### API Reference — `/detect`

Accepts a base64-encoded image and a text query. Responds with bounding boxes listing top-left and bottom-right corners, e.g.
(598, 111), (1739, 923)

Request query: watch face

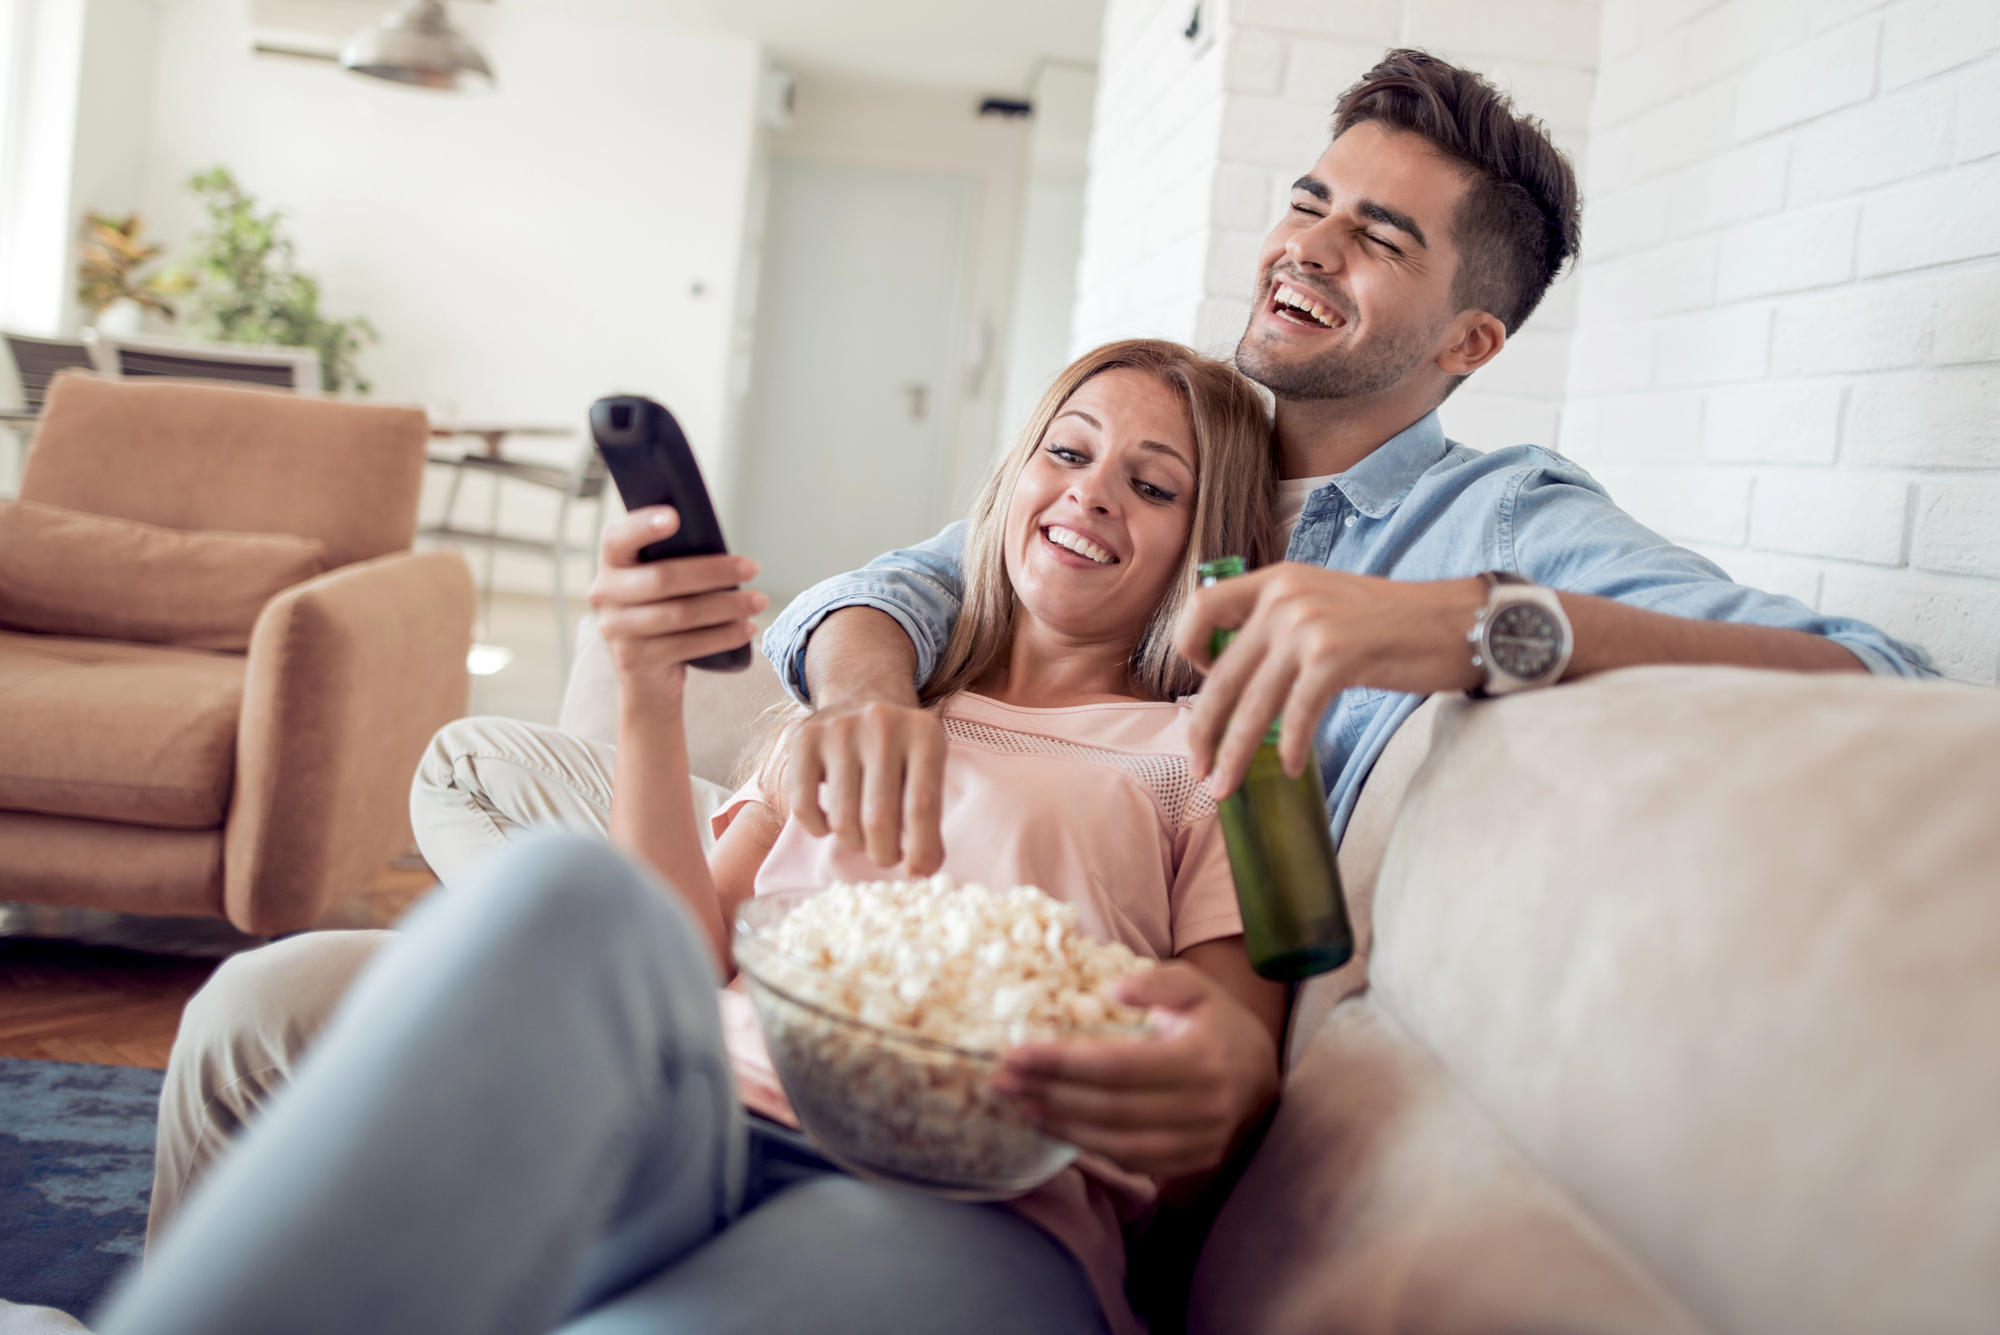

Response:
(1489, 603), (1561, 679)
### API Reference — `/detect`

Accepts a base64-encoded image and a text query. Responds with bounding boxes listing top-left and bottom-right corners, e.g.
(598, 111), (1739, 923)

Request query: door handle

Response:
(904, 383), (928, 422)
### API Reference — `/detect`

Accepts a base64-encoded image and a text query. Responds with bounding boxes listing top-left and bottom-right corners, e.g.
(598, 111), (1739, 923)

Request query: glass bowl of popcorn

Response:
(732, 877), (1152, 1201)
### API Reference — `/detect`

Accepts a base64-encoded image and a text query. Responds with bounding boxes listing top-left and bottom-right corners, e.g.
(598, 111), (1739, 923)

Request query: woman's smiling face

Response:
(1002, 368), (1199, 648)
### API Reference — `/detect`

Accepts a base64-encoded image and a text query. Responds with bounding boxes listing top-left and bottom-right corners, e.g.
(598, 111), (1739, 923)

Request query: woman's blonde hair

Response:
(921, 338), (1277, 706)
(737, 340), (1276, 802)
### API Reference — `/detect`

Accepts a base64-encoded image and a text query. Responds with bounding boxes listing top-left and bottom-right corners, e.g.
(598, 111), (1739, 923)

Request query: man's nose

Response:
(1285, 215), (1347, 274)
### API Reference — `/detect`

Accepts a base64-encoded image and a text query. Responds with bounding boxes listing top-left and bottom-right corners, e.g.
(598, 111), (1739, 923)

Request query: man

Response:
(759, 49), (1930, 875)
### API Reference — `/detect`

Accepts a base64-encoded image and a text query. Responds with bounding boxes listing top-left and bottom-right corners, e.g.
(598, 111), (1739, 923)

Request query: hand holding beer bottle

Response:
(1198, 557), (1355, 980)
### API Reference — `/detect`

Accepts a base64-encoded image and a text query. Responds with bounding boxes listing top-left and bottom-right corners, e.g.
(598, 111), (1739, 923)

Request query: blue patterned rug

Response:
(0, 1057), (159, 1320)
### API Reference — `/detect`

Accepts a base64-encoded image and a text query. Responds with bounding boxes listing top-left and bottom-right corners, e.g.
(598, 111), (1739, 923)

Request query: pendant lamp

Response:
(340, 0), (495, 91)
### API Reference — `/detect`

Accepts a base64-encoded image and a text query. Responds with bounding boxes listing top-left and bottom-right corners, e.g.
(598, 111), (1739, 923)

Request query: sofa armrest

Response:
(224, 549), (475, 934)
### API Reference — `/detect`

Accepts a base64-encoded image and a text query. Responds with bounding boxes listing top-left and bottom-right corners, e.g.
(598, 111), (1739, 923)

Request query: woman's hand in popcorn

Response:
(785, 696), (949, 875)
(589, 507), (767, 705)
(992, 955), (1282, 1182)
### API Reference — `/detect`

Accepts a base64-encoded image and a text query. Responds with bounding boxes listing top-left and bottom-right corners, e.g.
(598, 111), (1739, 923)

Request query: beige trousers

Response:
(148, 716), (729, 1245)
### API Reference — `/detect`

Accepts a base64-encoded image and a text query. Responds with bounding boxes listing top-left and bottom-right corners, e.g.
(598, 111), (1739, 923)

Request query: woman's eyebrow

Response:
(1054, 409), (1102, 429)
(1140, 439), (1193, 471)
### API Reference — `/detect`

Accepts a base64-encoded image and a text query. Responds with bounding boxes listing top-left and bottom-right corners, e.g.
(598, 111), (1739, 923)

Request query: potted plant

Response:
(76, 212), (186, 335)
(175, 168), (378, 394)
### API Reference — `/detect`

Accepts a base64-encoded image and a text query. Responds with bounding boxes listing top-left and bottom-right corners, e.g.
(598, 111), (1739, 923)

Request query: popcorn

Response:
(736, 876), (1152, 1196)
(767, 875), (1150, 1045)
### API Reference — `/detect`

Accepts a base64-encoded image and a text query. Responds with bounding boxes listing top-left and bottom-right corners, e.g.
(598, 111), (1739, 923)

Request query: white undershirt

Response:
(1276, 473), (1339, 553)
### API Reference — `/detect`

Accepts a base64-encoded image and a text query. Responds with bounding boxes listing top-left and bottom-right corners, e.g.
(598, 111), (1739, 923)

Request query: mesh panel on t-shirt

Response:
(940, 715), (1218, 829)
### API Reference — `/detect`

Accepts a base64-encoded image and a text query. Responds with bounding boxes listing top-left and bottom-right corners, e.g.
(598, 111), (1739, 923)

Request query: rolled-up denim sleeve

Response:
(760, 521), (970, 703)
(1506, 465), (1940, 680)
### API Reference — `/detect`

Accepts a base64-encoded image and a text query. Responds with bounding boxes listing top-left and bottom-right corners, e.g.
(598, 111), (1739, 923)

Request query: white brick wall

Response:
(1563, 0), (2000, 684)
(1075, 0), (1601, 448)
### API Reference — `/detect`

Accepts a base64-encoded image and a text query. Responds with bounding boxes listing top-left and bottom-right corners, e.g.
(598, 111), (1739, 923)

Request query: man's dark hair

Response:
(1334, 50), (1581, 334)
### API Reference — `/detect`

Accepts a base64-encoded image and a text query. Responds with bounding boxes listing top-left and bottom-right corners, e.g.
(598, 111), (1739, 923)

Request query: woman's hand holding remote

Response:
(590, 506), (767, 706)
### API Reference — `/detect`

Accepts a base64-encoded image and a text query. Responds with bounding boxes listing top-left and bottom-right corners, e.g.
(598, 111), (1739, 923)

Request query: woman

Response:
(105, 341), (1282, 1335)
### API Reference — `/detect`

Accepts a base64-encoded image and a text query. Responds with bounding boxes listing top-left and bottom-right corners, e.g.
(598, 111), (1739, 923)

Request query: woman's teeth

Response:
(1274, 283), (1338, 328)
(1044, 525), (1114, 564)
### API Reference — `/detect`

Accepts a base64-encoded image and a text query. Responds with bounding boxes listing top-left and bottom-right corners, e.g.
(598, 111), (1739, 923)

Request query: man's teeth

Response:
(1044, 526), (1114, 564)
(1275, 283), (1338, 328)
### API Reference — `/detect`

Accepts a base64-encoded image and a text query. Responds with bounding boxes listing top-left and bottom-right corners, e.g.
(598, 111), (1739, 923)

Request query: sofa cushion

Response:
(1193, 1001), (1707, 1335)
(0, 501), (324, 651)
(0, 630), (245, 828)
(1369, 666), (2000, 1333)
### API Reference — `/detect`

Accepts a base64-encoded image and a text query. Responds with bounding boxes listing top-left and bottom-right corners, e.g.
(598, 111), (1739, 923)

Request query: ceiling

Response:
(251, 0), (1103, 96)
(572, 0), (1105, 94)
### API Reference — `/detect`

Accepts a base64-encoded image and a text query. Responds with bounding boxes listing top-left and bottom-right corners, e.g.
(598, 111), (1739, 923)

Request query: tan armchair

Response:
(0, 373), (475, 934)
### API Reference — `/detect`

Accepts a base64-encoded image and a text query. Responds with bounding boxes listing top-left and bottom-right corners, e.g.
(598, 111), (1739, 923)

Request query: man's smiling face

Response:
(1236, 121), (1477, 404)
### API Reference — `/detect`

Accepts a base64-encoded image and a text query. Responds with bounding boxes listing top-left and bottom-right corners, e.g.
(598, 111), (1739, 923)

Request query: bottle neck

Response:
(1206, 627), (1282, 749)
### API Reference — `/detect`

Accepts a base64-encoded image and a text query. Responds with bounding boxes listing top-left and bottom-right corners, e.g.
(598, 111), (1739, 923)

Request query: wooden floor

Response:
(0, 866), (436, 1070)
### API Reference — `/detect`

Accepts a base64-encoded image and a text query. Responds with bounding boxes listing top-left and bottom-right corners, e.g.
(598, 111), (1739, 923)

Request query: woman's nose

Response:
(1067, 470), (1113, 514)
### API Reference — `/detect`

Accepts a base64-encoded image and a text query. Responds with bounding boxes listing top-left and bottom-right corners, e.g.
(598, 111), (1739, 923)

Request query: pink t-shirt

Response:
(711, 691), (1243, 1335)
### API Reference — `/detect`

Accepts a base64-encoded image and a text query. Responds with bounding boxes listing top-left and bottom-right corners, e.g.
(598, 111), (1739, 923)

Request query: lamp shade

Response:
(340, 0), (494, 91)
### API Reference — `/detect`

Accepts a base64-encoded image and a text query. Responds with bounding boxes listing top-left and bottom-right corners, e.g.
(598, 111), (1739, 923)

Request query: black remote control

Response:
(589, 394), (752, 672)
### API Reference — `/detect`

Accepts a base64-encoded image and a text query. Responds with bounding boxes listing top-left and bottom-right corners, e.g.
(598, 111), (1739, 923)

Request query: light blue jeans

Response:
(99, 835), (1106, 1335)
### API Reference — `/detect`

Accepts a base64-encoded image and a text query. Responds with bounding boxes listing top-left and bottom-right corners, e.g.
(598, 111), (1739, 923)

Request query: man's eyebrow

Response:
(1291, 177), (1428, 248)
(1358, 198), (1427, 249)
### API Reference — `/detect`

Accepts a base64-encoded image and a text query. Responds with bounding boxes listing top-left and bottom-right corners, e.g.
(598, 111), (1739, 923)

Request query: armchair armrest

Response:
(224, 549), (476, 934)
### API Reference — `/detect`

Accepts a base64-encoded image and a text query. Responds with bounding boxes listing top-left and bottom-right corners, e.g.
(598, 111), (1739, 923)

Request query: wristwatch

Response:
(1466, 571), (1573, 697)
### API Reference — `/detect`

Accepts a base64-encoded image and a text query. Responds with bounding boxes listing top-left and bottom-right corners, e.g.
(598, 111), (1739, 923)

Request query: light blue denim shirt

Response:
(765, 410), (1936, 842)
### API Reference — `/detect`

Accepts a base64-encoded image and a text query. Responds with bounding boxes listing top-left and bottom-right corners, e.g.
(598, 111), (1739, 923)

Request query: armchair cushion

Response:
(0, 500), (324, 651)
(0, 630), (244, 828)
(22, 373), (428, 568)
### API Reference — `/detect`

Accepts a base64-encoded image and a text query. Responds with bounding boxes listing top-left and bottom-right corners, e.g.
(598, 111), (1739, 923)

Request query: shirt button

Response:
(1343, 514), (1357, 528)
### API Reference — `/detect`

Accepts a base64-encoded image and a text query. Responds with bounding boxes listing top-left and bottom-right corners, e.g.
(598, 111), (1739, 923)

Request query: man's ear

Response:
(1436, 311), (1507, 377)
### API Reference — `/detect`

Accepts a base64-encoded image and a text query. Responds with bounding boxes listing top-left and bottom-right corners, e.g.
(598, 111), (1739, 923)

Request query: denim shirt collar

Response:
(1326, 410), (1450, 519)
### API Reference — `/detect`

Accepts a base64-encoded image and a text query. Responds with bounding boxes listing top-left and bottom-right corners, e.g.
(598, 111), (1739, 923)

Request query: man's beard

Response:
(1235, 278), (1443, 402)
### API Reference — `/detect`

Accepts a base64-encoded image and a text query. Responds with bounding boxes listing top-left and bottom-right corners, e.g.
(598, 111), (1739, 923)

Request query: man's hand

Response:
(994, 963), (1280, 1181)
(1175, 564), (1484, 796)
(1175, 562), (1871, 799)
(790, 607), (948, 873)
(589, 507), (766, 705)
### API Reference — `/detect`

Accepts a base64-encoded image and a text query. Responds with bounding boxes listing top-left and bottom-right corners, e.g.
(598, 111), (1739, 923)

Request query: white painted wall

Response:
(137, 0), (759, 464)
(65, 0), (160, 337)
(106, 0), (762, 593)
(759, 71), (1032, 516)
(1073, 0), (1601, 450)
(997, 61), (1096, 450)
(0, 0), (88, 339)
(1563, 0), (2000, 684)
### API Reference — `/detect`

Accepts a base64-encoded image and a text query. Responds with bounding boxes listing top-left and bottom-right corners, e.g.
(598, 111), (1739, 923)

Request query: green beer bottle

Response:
(1197, 556), (1355, 980)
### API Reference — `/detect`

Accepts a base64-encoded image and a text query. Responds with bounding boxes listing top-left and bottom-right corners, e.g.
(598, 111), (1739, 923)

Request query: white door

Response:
(736, 159), (976, 604)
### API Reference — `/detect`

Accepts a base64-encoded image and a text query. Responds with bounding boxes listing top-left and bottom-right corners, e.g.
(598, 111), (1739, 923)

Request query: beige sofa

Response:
(569, 627), (2000, 1330)
(1192, 667), (2000, 1334)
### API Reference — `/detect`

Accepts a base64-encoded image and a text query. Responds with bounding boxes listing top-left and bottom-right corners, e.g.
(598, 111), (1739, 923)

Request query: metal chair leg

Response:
(552, 493), (573, 679)
(478, 472), (499, 641)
